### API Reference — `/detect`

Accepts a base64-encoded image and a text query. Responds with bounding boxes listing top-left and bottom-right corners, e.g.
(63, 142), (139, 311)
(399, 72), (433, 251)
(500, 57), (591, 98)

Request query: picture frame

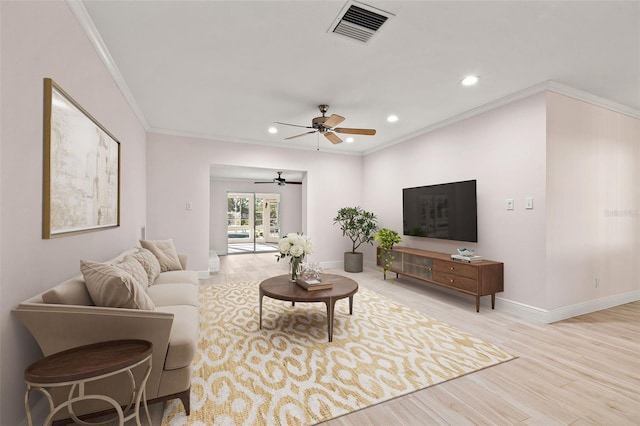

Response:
(43, 78), (120, 239)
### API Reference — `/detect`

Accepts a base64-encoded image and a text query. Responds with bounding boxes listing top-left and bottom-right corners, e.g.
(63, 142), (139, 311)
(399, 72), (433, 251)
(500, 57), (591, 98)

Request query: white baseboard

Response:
(320, 260), (344, 270)
(198, 270), (211, 279)
(498, 290), (640, 323)
(362, 259), (639, 323)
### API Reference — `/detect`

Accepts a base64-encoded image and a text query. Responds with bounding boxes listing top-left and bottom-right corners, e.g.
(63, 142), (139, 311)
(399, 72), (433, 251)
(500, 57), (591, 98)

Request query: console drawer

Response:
(433, 260), (478, 279)
(432, 271), (477, 292)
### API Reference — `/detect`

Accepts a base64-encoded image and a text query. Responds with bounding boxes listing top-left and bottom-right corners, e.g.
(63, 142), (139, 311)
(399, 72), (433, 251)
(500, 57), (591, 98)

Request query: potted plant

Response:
(374, 228), (402, 277)
(333, 206), (378, 272)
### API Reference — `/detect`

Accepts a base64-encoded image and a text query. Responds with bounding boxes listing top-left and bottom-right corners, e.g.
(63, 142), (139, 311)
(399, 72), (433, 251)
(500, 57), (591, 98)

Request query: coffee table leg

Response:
(349, 296), (354, 315)
(259, 290), (264, 330)
(325, 299), (340, 342)
(325, 301), (333, 342)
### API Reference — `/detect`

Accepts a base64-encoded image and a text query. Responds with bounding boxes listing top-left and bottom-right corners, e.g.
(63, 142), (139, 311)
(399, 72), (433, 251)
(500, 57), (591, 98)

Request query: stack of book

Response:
(450, 254), (483, 263)
(296, 277), (333, 291)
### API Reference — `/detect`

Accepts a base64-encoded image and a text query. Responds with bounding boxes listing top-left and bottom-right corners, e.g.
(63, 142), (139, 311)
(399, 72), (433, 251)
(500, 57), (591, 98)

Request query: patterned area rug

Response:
(162, 281), (515, 425)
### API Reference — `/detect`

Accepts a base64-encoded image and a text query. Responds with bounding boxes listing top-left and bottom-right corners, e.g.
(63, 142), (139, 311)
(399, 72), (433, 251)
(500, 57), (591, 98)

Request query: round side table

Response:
(24, 339), (153, 426)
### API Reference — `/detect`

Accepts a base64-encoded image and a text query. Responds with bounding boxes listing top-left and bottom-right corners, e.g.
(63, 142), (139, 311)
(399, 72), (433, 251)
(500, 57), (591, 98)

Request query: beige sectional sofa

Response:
(13, 241), (199, 422)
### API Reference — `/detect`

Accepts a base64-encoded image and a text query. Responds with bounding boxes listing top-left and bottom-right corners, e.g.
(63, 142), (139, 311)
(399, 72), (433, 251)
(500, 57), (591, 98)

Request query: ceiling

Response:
(77, 0), (639, 159)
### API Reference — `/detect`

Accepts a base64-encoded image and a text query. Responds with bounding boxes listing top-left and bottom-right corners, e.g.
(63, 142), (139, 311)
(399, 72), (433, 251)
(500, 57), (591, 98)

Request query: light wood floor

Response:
(154, 252), (640, 425)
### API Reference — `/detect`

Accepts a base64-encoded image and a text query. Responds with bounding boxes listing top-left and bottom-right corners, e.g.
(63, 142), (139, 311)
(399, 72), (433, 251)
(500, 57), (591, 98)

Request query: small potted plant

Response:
(374, 228), (402, 277)
(333, 206), (378, 272)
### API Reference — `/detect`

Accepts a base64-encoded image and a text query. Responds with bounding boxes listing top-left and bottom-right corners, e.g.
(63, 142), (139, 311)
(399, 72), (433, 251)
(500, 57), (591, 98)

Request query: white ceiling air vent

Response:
(329, 1), (393, 44)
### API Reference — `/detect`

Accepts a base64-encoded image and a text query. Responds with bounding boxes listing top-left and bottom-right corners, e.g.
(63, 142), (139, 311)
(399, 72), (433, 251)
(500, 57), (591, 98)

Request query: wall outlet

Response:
(595, 277), (600, 288)
(506, 199), (514, 210)
(186, 202), (193, 211)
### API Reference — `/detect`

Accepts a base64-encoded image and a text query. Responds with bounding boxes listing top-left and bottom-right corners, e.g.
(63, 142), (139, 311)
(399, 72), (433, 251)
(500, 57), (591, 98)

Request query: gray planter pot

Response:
(344, 252), (363, 273)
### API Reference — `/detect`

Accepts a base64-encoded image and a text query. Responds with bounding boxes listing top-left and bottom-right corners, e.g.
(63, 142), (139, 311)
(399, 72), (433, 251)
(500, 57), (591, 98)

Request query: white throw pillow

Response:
(81, 260), (155, 310)
(118, 255), (149, 289)
(140, 239), (183, 272)
(130, 248), (161, 286)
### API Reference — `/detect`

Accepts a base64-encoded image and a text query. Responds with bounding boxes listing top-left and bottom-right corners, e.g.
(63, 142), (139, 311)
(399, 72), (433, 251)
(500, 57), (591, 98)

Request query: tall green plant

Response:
(333, 207), (378, 253)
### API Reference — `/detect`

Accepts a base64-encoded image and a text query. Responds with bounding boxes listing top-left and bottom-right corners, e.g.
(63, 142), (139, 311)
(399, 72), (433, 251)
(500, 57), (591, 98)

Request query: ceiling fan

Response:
(254, 171), (302, 186)
(275, 105), (376, 144)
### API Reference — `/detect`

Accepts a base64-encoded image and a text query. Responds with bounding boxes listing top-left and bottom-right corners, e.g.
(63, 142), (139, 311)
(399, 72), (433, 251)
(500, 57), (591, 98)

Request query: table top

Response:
(25, 340), (153, 384)
(260, 273), (358, 303)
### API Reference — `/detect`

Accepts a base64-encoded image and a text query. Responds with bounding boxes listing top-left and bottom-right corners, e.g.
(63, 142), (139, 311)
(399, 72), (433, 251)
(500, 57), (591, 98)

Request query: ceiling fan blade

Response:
(254, 181), (273, 184)
(324, 132), (342, 144)
(274, 121), (313, 129)
(323, 114), (345, 128)
(285, 131), (317, 140)
(334, 127), (377, 135)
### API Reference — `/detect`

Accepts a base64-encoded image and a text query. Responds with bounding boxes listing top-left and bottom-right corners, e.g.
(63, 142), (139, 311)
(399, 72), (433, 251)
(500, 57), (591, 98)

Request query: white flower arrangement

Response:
(276, 232), (313, 261)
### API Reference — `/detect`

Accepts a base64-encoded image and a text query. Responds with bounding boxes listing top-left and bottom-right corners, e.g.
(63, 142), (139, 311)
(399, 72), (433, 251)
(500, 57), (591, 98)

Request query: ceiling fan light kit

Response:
(276, 104), (376, 145)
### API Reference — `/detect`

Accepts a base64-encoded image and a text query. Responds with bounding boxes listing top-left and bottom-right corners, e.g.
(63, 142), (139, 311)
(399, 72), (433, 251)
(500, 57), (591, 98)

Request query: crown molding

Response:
(365, 80), (640, 156)
(547, 81), (640, 119)
(66, 0), (149, 130)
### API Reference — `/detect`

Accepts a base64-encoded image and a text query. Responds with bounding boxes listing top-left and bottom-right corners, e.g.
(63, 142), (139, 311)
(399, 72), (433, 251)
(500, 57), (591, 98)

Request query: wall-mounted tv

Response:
(403, 180), (477, 243)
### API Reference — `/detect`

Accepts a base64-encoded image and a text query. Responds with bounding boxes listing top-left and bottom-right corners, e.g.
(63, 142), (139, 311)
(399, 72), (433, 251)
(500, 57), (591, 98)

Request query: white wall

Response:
(0, 2), (147, 424)
(546, 92), (639, 309)
(209, 177), (303, 255)
(363, 94), (548, 308)
(146, 132), (363, 270)
(363, 91), (639, 314)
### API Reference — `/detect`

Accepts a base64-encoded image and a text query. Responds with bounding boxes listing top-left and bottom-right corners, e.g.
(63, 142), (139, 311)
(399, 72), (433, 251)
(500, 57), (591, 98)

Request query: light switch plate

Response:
(524, 197), (533, 209)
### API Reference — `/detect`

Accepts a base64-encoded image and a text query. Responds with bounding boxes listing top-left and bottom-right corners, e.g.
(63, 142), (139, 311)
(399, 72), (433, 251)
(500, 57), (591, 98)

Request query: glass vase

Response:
(289, 256), (303, 282)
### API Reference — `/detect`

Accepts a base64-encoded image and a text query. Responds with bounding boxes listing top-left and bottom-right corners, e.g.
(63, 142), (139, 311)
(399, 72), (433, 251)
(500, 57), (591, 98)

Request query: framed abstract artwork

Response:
(42, 78), (120, 238)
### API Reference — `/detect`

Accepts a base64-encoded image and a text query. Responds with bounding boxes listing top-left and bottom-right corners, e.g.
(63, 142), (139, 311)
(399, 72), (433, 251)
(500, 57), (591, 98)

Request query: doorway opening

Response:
(227, 192), (280, 254)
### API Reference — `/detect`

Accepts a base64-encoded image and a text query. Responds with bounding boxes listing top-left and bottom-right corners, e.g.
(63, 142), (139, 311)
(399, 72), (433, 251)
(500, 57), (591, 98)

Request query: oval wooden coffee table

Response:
(259, 274), (358, 342)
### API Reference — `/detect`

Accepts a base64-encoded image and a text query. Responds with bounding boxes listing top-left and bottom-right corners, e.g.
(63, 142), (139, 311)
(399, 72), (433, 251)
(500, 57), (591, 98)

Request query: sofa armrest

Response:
(12, 303), (173, 399)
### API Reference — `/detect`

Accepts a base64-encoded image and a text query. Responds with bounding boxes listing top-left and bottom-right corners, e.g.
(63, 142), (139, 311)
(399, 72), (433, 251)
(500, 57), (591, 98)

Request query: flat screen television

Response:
(402, 180), (477, 243)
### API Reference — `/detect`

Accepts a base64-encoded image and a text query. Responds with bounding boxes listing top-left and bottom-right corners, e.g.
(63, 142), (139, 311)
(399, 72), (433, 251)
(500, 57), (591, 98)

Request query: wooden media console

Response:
(377, 246), (504, 312)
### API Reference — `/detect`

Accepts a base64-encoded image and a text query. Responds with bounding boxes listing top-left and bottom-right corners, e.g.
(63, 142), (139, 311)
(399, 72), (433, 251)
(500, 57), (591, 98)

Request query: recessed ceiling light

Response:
(387, 115), (398, 123)
(268, 126), (278, 134)
(461, 75), (479, 86)
(346, 137), (354, 143)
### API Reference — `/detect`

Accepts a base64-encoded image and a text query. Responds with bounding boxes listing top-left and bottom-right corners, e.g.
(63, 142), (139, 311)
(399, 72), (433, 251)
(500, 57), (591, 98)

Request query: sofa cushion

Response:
(140, 239), (183, 272)
(130, 248), (161, 287)
(146, 283), (199, 307)
(81, 260), (155, 310)
(154, 270), (199, 286)
(155, 305), (199, 370)
(42, 277), (94, 306)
